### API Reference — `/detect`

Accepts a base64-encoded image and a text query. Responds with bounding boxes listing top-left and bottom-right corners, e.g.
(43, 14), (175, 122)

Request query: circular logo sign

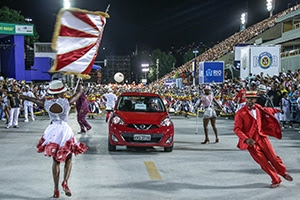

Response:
(258, 52), (272, 69)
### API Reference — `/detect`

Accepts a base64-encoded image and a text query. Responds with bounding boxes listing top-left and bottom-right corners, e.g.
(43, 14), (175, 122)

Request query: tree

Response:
(0, 6), (39, 47)
(149, 49), (176, 82)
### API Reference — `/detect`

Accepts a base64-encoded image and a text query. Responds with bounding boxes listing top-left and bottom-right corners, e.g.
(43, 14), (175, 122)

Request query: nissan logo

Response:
(140, 124), (146, 129)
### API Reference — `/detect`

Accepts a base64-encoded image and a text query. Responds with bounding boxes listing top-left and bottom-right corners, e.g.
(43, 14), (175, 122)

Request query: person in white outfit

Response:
(280, 92), (292, 128)
(103, 88), (117, 122)
(22, 85), (36, 122)
(20, 80), (88, 198)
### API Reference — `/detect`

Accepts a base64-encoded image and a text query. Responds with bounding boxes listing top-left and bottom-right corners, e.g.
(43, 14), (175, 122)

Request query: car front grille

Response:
(126, 124), (159, 130)
(121, 133), (164, 143)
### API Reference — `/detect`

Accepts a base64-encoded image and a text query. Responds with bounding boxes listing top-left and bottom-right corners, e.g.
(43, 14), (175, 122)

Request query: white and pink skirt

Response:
(36, 121), (88, 162)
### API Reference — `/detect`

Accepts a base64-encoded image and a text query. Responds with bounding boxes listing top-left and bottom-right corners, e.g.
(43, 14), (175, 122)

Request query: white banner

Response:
(240, 47), (250, 80)
(251, 46), (281, 76)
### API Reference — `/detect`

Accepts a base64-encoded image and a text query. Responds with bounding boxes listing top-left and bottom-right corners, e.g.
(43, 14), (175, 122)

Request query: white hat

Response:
(47, 80), (67, 94)
(257, 84), (267, 92)
(108, 88), (113, 92)
(204, 85), (211, 90)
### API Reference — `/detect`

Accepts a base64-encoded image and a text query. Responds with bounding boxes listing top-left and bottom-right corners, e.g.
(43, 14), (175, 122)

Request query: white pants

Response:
(24, 104), (35, 121)
(8, 107), (20, 126)
(274, 106), (280, 122)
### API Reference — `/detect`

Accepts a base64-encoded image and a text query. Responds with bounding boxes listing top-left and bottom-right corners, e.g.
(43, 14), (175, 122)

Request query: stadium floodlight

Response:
(64, 0), (71, 9)
(142, 68), (150, 72)
(25, 18), (32, 23)
(266, 0), (275, 17)
(141, 64), (149, 68)
(141, 63), (150, 79)
(240, 12), (248, 31)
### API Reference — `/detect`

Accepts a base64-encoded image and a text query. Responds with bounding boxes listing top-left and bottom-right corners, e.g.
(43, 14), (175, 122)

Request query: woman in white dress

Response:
(280, 92), (292, 128)
(20, 80), (88, 198)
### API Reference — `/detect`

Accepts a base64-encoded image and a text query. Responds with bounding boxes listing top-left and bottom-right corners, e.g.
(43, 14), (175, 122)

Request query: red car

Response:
(108, 92), (174, 152)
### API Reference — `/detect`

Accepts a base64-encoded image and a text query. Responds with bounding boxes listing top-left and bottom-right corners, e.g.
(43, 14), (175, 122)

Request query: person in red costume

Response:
(234, 91), (293, 188)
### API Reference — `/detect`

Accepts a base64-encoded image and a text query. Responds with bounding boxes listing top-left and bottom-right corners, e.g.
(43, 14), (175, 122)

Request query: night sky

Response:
(1, 0), (299, 55)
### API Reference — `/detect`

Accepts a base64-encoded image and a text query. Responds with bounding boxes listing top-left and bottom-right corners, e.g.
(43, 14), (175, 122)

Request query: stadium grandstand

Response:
(152, 3), (300, 86)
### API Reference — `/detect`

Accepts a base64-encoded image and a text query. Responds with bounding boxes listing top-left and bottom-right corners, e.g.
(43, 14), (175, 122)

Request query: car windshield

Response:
(117, 96), (165, 112)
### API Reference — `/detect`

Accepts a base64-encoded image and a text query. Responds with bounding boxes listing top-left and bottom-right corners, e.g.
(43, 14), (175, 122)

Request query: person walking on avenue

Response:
(20, 80), (88, 198)
(234, 90), (293, 188)
(103, 87), (117, 122)
(76, 87), (92, 134)
(6, 84), (21, 129)
(22, 85), (36, 122)
(196, 85), (223, 144)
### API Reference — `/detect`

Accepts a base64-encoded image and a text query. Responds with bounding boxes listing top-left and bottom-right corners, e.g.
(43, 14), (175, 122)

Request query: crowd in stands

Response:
(152, 4), (300, 87)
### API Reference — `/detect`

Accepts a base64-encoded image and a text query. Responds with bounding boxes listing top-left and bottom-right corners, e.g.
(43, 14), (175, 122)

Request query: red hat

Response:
(245, 91), (258, 98)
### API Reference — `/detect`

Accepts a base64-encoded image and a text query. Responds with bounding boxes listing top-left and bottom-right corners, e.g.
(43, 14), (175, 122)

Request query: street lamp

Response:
(193, 50), (199, 58)
(64, 0), (71, 8)
(192, 50), (198, 86)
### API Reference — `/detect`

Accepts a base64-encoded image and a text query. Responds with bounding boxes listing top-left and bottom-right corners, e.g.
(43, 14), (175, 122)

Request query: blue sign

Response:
(199, 62), (224, 84)
(165, 78), (176, 87)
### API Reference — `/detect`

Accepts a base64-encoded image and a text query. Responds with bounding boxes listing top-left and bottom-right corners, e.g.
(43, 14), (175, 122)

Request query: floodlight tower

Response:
(266, 0), (275, 17)
(64, 0), (71, 9)
(240, 12), (248, 31)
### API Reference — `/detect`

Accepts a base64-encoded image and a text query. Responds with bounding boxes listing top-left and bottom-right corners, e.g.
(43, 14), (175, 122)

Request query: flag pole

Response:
(73, 77), (82, 94)
(105, 4), (110, 13)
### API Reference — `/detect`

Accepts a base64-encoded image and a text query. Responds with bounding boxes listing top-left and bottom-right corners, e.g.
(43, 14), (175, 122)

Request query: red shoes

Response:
(270, 174), (292, 188)
(62, 181), (72, 196)
(283, 174), (293, 181)
(53, 189), (60, 198)
(270, 183), (280, 188)
(201, 138), (219, 144)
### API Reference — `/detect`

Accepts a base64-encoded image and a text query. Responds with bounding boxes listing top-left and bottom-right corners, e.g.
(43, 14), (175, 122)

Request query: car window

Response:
(117, 96), (165, 112)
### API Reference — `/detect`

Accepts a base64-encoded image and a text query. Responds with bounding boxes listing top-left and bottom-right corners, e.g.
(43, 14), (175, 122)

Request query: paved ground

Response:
(0, 112), (300, 200)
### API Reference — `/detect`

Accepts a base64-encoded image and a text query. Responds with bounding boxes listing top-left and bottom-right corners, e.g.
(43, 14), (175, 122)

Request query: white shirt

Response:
(22, 90), (35, 106)
(104, 92), (117, 110)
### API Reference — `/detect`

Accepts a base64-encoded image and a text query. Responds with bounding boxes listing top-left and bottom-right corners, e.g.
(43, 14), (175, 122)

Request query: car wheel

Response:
(108, 140), (116, 151)
(164, 145), (173, 152)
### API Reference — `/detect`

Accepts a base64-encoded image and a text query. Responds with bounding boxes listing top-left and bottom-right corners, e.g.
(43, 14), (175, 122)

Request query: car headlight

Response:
(160, 116), (172, 126)
(111, 115), (124, 125)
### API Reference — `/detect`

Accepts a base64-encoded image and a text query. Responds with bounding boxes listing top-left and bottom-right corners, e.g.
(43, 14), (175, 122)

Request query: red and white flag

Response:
(50, 8), (109, 78)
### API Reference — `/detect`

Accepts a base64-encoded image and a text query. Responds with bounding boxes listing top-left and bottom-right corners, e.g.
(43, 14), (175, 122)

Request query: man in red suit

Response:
(234, 91), (293, 188)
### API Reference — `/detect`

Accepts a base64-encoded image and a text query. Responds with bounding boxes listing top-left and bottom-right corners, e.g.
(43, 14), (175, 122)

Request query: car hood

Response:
(116, 111), (168, 124)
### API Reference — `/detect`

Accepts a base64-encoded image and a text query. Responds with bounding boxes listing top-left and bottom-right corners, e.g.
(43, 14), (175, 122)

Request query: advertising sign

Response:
(165, 78), (176, 87)
(0, 22), (34, 36)
(199, 61), (224, 84)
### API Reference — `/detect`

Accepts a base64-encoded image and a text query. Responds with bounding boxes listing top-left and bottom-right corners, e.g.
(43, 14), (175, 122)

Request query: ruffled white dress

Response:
(36, 98), (88, 162)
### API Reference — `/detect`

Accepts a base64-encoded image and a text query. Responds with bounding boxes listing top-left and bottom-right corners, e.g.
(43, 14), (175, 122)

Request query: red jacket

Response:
(234, 104), (281, 150)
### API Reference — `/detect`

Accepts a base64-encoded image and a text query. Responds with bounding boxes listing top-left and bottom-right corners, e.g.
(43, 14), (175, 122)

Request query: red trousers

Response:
(248, 137), (286, 184)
